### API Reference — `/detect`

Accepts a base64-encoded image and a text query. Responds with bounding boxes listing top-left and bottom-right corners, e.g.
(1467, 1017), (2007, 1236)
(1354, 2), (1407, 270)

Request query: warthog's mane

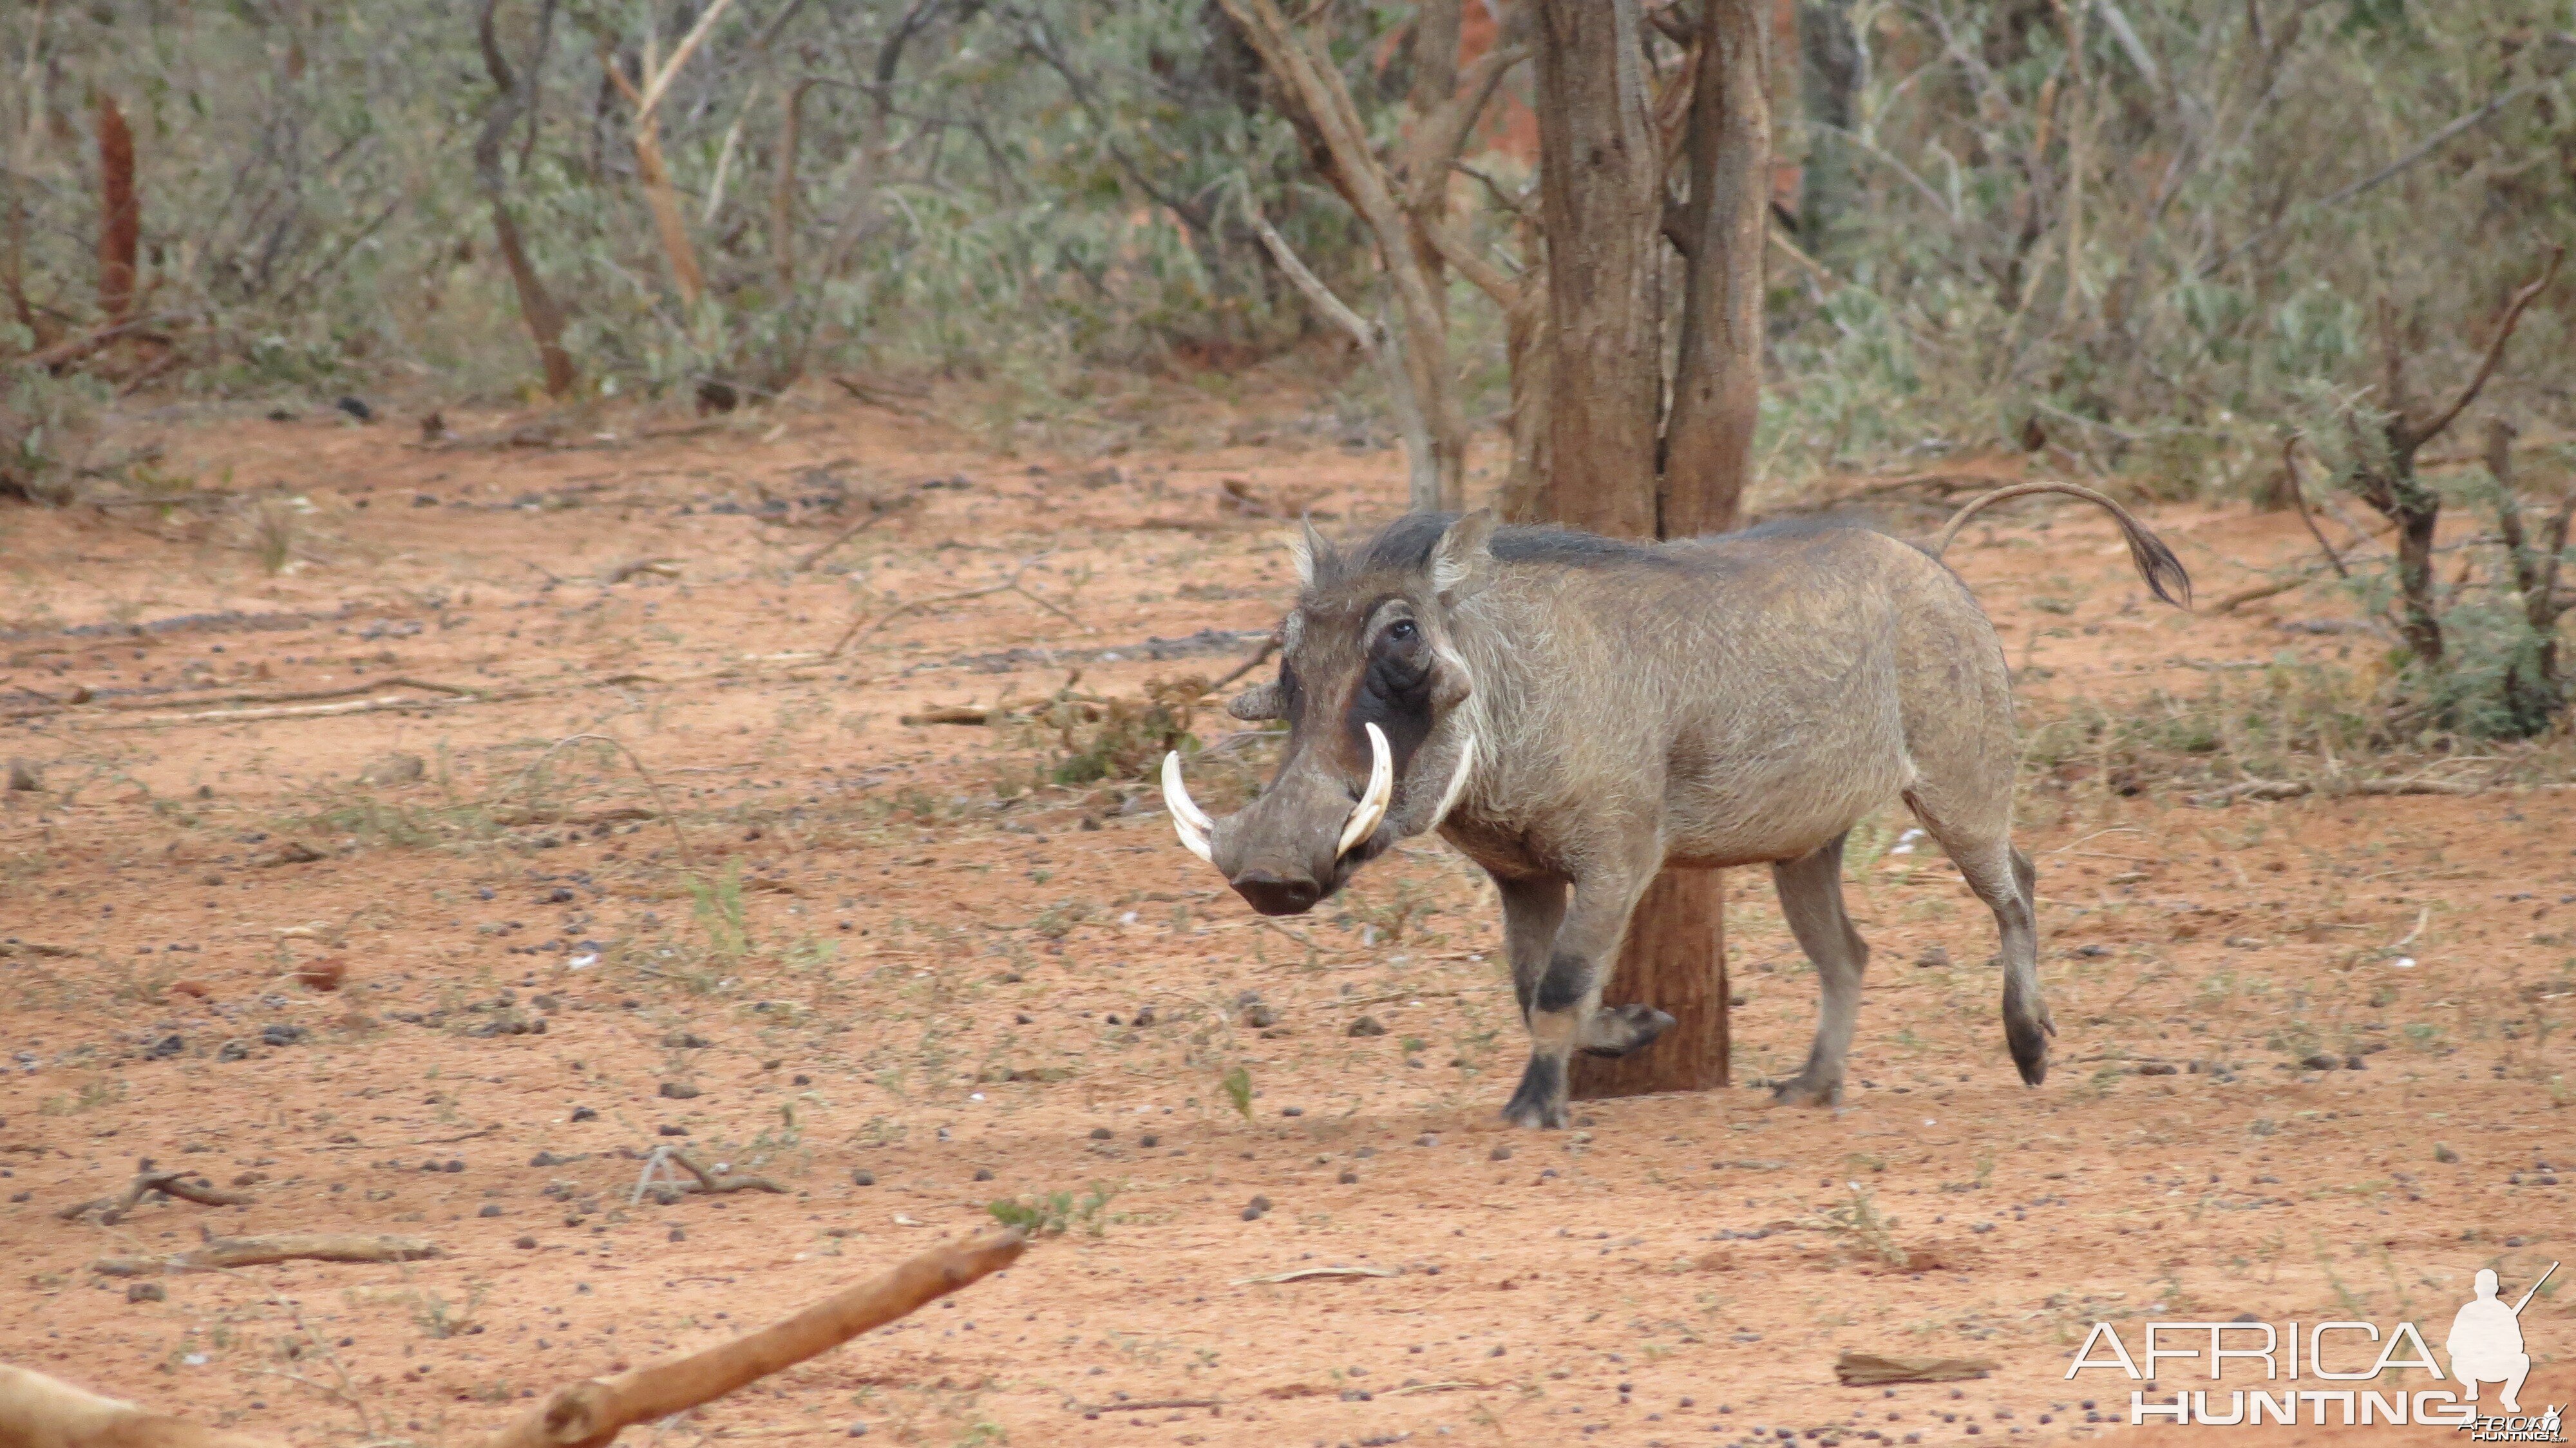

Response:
(1325, 511), (1875, 586)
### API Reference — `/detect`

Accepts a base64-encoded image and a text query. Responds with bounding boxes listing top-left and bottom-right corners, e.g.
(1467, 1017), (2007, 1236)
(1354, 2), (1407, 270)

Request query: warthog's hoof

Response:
(1500, 1055), (1568, 1129)
(2007, 1016), (2050, 1086)
(1578, 1003), (1676, 1058)
(1767, 1074), (1841, 1109)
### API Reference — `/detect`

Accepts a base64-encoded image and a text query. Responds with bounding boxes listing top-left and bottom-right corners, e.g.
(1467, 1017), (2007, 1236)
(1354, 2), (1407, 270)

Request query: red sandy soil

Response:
(2, 376), (2568, 1448)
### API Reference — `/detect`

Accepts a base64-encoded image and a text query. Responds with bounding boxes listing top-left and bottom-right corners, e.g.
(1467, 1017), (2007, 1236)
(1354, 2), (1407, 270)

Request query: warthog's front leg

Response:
(1499, 861), (1658, 1129)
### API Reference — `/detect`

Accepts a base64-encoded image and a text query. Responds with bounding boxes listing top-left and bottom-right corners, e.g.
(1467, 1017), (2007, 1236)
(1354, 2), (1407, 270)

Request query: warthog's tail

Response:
(1926, 482), (2192, 609)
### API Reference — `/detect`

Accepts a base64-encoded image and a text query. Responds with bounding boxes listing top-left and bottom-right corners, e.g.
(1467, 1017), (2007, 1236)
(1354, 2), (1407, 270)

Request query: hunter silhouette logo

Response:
(2065, 1261), (2562, 1436)
(2449, 1264), (2547, 1413)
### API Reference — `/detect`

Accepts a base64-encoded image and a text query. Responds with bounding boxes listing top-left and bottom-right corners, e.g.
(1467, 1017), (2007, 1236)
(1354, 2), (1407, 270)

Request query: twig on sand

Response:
(1833, 1349), (1998, 1386)
(1229, 1264), (1397, 1284)
(1078, 1397), (1222, 1414)
(826, 553), (1086, 658)
(101, 678), (482, 712)
(502, 733), (694, 867)
(58, 1170), (257, 1223)
(2187, 775), (2486, 807)
(793, 490), (920, 571)
(2211, 568), (2327, 614)
(632, 1147), (784, 1203)
(91, 1232), (441, 1277)
(600, 557), (683, 584)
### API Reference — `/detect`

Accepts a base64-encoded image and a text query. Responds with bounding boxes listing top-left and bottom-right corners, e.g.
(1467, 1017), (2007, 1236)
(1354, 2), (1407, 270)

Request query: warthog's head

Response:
(1162, 511), (1492, 915)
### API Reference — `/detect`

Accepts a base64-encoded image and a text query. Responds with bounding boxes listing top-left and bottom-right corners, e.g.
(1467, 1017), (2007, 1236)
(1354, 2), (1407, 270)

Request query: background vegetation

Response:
(5, 0), (2574, 736)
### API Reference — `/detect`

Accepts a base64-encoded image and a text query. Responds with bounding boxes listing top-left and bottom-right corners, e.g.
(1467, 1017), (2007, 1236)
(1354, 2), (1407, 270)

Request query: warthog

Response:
(1161, 484), (2190, 1127)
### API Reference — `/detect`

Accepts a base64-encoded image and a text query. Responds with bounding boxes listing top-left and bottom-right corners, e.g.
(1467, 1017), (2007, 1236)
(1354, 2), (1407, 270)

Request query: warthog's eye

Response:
(1387, 619), (1418, 643)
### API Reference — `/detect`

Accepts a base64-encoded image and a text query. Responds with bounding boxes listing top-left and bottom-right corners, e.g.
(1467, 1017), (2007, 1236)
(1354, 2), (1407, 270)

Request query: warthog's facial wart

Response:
(1158, 513), (1490, 915)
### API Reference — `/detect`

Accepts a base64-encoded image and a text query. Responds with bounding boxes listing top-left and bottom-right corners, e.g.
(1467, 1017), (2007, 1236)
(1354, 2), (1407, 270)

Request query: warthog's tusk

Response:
(1338, 722), (1393, 857)
(1160, 750), (1215, 864)
(1430, 729), (1477, 826)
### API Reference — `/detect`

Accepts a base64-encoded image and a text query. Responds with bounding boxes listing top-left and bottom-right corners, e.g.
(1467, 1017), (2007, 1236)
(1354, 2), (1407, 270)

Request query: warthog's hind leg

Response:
(1768, 834), (1866, 1107)
(1910, 797), (2050, 1085)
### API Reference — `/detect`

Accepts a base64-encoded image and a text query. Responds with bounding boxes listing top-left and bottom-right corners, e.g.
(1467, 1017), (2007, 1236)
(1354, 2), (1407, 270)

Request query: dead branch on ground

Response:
(0, 1366), (276, 1448)
(57, 1170), (256, 1223)
(500, 734), (694, 868)
(663, 1149), (784, 1196)
(2188, 775), (2489, 807)
(793, 486), (921, 570)
(481, 1229), (1024, 1448)
(826, 553), (1084, 658)
(91, 1232), (440, 1277)
(10, 1230), (1026, 1448)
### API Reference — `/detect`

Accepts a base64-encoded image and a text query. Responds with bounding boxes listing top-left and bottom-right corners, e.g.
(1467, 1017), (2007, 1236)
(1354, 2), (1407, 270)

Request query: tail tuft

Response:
(1927, 481), (2192, 609)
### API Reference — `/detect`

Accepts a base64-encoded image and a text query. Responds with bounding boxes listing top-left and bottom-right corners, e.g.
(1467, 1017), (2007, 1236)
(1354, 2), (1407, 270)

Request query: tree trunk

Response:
(476, 0), (580, 399)
(1523, 0), (1746, 1103)
(1526, 0), (1663, 536)
(1662, 0), (1770, 538)
(1213, 0), (1471, 513)
(95, 93), (138, 322)
(1573, 870), (1730, 1098)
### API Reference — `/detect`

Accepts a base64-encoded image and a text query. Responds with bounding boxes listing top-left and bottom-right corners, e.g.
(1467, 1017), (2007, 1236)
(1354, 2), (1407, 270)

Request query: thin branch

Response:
(2400, 247), (2564, 452)
(826, 555), (1083, 658)
(2210, 85), (2528, 274)
(634, 0), (745, 124)
(1244, 206), (1374, 348)
(2281, 436), (2348, 579)
(793, 489), (920, 571)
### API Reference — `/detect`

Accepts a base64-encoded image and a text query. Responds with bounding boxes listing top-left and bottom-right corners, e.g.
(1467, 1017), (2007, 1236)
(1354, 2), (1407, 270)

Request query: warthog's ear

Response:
(1289, 517), (1336, 588)
(1429, 510), (1498, 602)
(1226, 681), (1287, 720)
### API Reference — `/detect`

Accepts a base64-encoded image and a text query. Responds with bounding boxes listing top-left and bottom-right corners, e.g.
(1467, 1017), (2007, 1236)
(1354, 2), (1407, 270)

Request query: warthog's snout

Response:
(1162, 721), (1394, 917)
(1226, 869), (1320, 917)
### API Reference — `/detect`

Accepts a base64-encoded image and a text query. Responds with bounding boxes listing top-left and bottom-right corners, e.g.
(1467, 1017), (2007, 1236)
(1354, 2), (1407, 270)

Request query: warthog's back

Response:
(1446, 519), (2012, 871)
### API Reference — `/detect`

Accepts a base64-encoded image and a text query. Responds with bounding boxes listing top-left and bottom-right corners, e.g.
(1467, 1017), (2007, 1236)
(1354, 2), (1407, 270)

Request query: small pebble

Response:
(1490, 1145), (1513, 1162)
(852, 1170), (875, 1186)
(514, 1235), (538, 1250)
(1089, 1126), (1113, 1140)
(479, 1204), (503, 1218)
(659, 1081), (700, 1100)
(973, 1167), (994, 1181)
(1281, 1106), (1303, 1118)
